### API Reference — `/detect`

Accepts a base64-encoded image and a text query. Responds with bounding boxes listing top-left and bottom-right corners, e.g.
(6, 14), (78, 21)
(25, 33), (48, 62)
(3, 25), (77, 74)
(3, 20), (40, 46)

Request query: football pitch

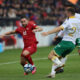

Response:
(0, 46), (80, 80)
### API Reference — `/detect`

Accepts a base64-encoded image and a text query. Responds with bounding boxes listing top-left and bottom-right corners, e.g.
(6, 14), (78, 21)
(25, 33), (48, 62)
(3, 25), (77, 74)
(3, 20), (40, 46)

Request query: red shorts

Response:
(21, 44), (37, 57)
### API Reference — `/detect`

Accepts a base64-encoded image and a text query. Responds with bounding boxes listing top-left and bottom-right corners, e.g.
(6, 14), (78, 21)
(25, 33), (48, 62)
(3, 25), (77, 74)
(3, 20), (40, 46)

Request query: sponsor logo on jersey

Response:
(23, 31), (27, 35)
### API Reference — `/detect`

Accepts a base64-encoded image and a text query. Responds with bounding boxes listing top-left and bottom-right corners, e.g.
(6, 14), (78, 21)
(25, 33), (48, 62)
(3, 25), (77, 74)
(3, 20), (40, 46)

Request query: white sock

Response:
(52, 57), (63, 66)
(60, 57), (67, 64)
(51, 70), (56, 75)
(51, 64), (58, 75)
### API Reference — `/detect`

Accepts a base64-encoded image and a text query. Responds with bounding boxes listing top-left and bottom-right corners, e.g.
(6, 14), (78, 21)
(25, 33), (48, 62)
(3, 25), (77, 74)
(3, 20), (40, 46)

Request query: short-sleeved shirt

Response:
(16, 21), (38, 48)
(61, 16), (80, 44)
(57, 30), (64, 37)
(75, 13), (80, 19)
(75, 13), (80, 38)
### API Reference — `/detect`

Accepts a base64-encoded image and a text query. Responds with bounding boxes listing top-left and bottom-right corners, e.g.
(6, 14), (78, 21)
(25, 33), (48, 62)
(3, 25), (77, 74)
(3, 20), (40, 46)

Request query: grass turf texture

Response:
(0, 46), (80, 80)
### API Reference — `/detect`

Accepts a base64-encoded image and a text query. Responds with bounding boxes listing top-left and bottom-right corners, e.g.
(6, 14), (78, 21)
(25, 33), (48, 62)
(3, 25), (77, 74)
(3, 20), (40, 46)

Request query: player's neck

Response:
(69, 14), (75, 18)
(23, 23), (28, 28)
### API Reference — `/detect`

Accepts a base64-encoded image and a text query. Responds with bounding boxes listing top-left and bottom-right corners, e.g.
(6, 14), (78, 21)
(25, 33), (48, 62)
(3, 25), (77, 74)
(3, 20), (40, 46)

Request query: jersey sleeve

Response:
(75, 13), (80, 19)
(60, 20), (69, 30)
(15, 27), (21, 33)
(57, 30), (64, 37)
(31, 23), (37, 29)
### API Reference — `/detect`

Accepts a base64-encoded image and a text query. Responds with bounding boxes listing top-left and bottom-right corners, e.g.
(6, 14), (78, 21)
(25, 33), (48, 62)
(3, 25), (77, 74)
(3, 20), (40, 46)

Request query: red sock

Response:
(25, 62), (27, 65)
(25, 54), (34, 65)
(27, 56), (34, 65)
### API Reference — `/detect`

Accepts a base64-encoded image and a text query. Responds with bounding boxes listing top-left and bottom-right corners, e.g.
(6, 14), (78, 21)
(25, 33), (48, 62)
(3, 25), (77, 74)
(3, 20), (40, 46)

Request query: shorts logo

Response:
(57, 45), (61, 47)
(55, 44), (61, 49)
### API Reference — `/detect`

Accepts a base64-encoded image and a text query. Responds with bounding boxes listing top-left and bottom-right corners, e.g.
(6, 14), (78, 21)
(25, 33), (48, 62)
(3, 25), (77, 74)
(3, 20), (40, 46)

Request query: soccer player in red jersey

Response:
(1, 16), (43, 75)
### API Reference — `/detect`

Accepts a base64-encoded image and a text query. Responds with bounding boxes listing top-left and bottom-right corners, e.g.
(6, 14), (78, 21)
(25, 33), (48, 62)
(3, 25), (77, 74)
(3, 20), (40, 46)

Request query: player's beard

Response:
(23, 24), (27, 27)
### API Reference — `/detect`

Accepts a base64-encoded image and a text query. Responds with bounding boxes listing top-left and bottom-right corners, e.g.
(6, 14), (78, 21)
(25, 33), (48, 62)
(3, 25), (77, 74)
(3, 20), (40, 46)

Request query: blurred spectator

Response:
(0, 8), (3, 18)
(8, 8), (16, 18)
(0, 0), (66, 25)
(0, 0), (3, 5)
(3, 9), (8, 18)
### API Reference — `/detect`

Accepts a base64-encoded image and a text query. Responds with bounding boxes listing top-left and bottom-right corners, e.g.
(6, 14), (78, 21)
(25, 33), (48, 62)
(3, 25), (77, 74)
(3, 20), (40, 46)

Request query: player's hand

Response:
(32, 29), (38, 33)
(54, 36), (58, 41)
(41, 32), (48, 36)
(0, 35), (4, 38)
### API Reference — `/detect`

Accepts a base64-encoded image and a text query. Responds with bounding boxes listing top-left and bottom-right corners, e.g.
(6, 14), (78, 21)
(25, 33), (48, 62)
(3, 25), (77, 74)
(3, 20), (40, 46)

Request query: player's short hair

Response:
(63, 1), (75, 7)
(20, 15), (29, 20)
(67, 7), (75, 15)
(75, 7), (80, 13)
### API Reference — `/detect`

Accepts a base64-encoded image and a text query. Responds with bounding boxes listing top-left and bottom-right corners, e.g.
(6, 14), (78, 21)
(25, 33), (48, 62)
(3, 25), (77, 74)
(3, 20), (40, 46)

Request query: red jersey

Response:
(16, 21), (38, 47)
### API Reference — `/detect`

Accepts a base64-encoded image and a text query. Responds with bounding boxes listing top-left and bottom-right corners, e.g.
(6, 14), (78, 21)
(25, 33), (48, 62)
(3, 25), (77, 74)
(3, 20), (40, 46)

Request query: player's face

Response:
(65, 8), (70, 17)
(65, 7), (73, 17)
(21, 18), (28, 27)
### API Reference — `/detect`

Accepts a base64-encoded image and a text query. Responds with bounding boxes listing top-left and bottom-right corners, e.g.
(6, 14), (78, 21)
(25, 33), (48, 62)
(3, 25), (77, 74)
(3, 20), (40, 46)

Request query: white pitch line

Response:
(0, 53), (78, 66)
(0, 57), (48, 66)
(0, 61), (19, 65)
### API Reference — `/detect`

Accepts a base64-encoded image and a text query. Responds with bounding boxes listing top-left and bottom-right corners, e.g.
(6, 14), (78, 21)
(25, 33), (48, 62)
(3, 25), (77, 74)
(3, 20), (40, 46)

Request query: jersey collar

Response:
(69, 16), (75, 18)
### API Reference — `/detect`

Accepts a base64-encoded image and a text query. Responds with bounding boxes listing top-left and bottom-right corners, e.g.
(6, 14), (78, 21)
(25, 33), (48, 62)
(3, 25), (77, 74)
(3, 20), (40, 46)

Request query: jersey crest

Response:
(23, 31), (27, 35)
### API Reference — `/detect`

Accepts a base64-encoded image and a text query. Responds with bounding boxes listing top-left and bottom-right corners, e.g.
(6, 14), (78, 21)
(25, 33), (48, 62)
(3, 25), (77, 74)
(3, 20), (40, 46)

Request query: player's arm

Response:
(41, 26), (63, 36)
(1, 30), (16, 38)
(54, 30), (64, 41)
(53, 36), (59, 41)
(41, 19), (68, 36)
(33, 26), (43, 32)
(77, 46), (80, 55)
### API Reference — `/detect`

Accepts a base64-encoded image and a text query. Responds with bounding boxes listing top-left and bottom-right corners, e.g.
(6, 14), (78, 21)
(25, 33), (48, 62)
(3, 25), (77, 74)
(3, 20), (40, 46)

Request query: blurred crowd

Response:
(0, 0), (66, 25)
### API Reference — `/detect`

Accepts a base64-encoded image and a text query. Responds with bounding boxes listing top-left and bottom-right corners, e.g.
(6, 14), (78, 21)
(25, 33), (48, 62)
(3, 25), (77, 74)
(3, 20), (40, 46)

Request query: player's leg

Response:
(22, 45), (37, 74)
(47, 52), (63, 78)
(76, 38), (80, 55)
(23, 50), (34, 65)
(60, 56), (67, 65)
(78, 48), (80, 55)
(53, 41), (75, 76)
(23, 45), (37, 66)
(48, 50), (63, 66)
(23, 50), (36, 74)
(48, 41), (67, 66)
(56, 56), (68, 74)
(20, 56), (28, 75)
(22, 50), (36, 74)
(47, 44), (62, 78)
(48, 55), (66, 78)
(47, 41), (75, 78)
(20, 56), (27, 67)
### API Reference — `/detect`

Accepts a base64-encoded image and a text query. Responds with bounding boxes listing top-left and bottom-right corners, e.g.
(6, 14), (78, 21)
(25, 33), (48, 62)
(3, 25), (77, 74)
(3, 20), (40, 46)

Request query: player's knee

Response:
(48, 51), (54, 60)
(23, 50), (30, 56)
(48, 55), (50, 60)
(48, 54), (52, 60)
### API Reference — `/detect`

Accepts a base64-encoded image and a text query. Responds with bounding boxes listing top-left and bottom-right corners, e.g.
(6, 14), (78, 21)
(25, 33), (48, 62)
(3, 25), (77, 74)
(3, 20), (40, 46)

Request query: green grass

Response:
(0, 46), (80, 80)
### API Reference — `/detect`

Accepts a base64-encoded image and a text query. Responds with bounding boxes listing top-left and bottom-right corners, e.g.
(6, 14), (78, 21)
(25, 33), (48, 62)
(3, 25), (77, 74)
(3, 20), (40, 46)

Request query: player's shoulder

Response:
(69, 16), (78, 22)
(28, 21), (35, 24)
(28, 21), (36, 26)
(75, 13), (80, 18)
(16, 26), (23, 30)
(63, 18), (69, 24)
